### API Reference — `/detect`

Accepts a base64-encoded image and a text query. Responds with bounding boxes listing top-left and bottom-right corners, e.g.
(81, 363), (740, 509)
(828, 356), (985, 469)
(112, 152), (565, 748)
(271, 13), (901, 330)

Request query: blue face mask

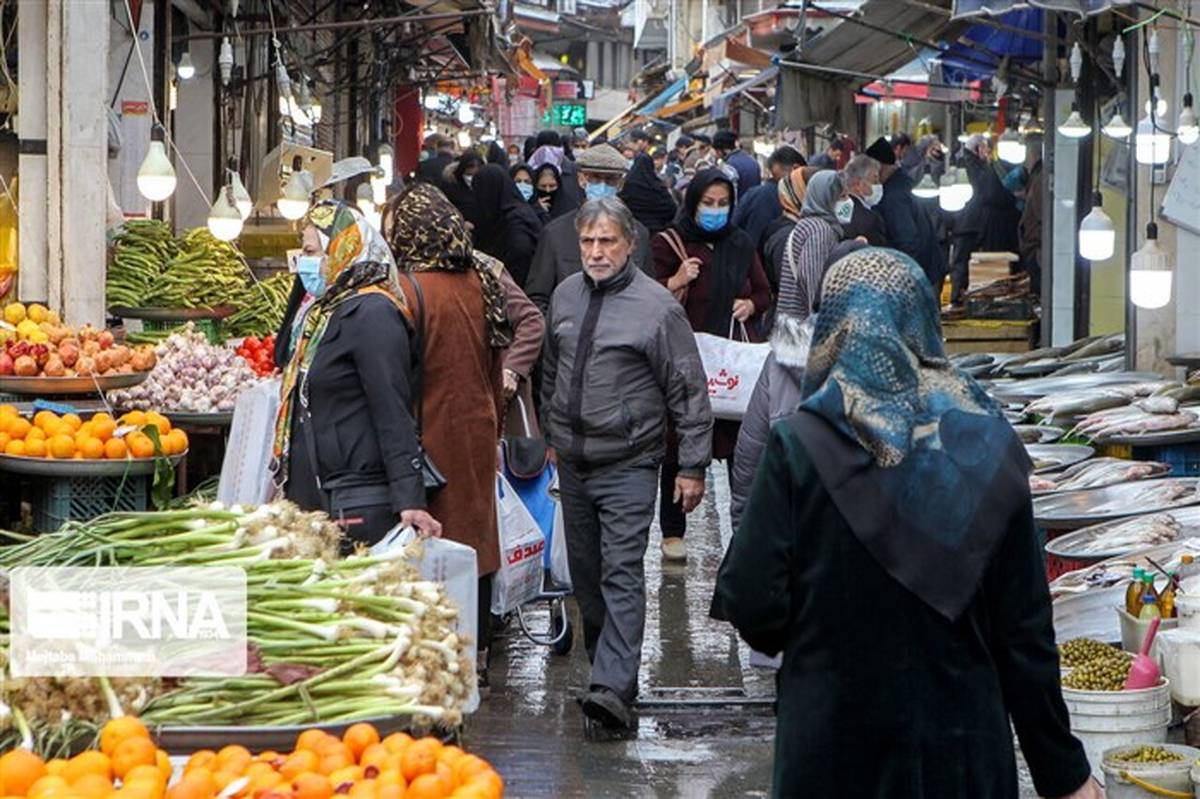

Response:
(517, 183), (534, 201)
(585, 182), (618, 200)
(697, 207), (729, 232)
(296, 255), (327, 298)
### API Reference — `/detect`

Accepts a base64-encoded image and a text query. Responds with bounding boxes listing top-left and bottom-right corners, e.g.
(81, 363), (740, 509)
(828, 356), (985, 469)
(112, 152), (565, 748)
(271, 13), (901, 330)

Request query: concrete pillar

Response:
(173, 40), (216, 231)
(17, 0), (48, 304)
(1050, 88), (1080, 347)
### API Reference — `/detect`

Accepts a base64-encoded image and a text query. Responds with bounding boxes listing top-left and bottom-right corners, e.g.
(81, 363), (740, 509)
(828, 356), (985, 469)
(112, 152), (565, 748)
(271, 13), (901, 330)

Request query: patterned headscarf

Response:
(383, 183), (512, 348)
(779, 166), (822, 220)
(799, 170), (846, 235)
(801, 248), (1001, 467)
(271, 201), (406, 489)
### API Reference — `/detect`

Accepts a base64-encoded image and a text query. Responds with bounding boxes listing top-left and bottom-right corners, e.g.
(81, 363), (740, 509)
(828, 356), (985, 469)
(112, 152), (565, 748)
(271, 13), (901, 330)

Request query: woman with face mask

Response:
(650, 167), (772, 563)
(271, 201), (442, 552)
(510, 164), (535, 203)
(470, 163), (544, 287)
(776, 170), (850, 334)
(530, 164), (562, 223)
(440, 152), (483, 230)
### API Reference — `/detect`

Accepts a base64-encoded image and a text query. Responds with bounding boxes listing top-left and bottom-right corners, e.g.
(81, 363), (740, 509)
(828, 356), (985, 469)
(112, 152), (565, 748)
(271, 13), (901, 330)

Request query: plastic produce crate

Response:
(1131, 443), (1200, 477)
(142, 317), (224, 345)
(1094, 443), (1133, 460)
(33, 474), (149, 532)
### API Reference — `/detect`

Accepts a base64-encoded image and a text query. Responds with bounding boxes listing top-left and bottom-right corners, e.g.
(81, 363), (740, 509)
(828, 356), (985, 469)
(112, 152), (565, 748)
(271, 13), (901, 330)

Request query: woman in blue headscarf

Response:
(713, 248), (1098, 799)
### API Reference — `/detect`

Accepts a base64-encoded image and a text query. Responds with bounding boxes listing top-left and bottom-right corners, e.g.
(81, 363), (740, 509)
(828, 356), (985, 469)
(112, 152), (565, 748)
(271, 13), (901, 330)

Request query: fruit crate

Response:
(33, 474), (149, 532)
(1131, 443), (1200, 477)
(141, 317), (223, 345)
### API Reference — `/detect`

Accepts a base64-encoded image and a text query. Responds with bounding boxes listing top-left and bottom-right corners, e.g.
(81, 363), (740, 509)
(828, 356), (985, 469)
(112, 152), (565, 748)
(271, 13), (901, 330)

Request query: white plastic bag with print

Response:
(694, 321), (769, 420)
(492, 472), (547, 615)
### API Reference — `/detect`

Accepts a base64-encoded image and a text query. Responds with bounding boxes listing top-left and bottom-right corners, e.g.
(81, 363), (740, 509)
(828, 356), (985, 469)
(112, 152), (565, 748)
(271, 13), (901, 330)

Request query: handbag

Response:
(502, 396), (548, 480)
(659, 229), (692, 305)
(400, 272), (448, 495)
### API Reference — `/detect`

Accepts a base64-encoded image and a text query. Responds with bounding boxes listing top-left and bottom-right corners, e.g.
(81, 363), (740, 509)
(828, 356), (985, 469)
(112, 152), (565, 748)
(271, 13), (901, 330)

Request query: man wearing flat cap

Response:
(525, 144), (654, 313)
(869, 135), (947, 291)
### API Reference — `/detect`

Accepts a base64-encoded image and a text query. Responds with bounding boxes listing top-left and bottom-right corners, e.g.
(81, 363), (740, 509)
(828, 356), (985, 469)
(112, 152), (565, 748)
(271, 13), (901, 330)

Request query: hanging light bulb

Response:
(1103, 111), (1133, 139)
(229, 171), (252, 220)
(912, 173), (939, 198)
(997, 129), (1026, 163)
(938, 168), (972, 213)
(218, 38), (234, 86)
(310, 100), (322, 123)
(137, 136), (177, 202)
(1130, 222), (1173, 309)
(1145, 97), (1169, 118)
(277, 169), (312, 220)
(1135, 112), (1172, 164)
(957, 131), (971, 144)
(356, 182), (375, 217)
(176, 51), (196, 81)
(377, 144), (394, 184)
(457, 129), (471, 149)
(370, 171), (387, 206)
(1069, 42), (1084, 83)
(1112, 36), (1126, 78)
(1058, 106), (1091, 139)
(1078, 192), (1115, 261)
(1178, 94), (1199, 146)
(207, 185), (243, 241)
(457, 102), (475, 124)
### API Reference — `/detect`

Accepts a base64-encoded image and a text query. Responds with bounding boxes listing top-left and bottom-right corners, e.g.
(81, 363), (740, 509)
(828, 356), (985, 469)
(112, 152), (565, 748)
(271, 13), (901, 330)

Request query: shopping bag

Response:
(547, 472), (571, 590)
(371, 525), (480, 713)
(694, 321), (769, 421)
(499, 440), (570, 589)
(491, 472), (547, 615)
(218, 378), (281, 506)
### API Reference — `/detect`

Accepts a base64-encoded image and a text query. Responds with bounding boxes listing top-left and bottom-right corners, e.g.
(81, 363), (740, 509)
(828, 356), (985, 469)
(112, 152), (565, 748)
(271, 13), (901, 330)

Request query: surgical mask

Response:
(862, 184), (883, 208)
(464, 175), (474, 187)
(697, 207), (729, 232)
(296, 255), (327, 298)
(585, 182), (618, 200)
(517, 183), (534, 201)
(835, 199), (855, 225)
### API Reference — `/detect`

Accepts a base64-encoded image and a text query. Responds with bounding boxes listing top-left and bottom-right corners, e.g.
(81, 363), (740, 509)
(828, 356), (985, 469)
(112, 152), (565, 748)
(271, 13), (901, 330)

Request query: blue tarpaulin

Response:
(952, 0), (1133, 18)
(939, 9), (1045, 83)
(639, 78), (687, 115)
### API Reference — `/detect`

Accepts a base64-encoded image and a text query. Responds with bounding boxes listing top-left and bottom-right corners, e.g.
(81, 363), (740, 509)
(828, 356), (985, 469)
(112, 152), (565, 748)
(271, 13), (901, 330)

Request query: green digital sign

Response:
(542, 103), (587, 127)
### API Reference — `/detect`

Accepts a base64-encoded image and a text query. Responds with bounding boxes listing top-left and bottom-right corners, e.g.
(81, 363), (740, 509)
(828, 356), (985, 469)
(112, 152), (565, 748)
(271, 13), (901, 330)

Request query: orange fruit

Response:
(46, 761), (69, 778)
(104, 438), (127, 460)
(375, 771), (405, 791)
(65, 753), (112, 784)
(1, 750), (49, 796)
(163, 781), (209, 799)
(290, 773), (332, 799)
(92, 412), (112, 424)
(325, 766), (361, 788)
(127, 434), (154, 460)
(399, 743), (438, 783)
(466, 771), (501, 799)
(433, 763), (455, 794)
(80, 437), (105, 460)
(435, 748), (463, 769)
(154, 752), (170, 784)
(120, 767), (164, 794)
(315, 753), (351, 778)
(404, 774), (444, 799)
(49, 434), (75, 459)
(91, 418), (116, 442)
(241, 765), (274, 783)
(377, 787), (403, 799)
(144, 413), (170, 436)
(4, 439), (25, 456)
(451, 758), (488, 788)
(62, 413), (82, 431)
(8, 418), (31, 439)
(253, 752), (281, 766)
(208, 773), (239, 792)
(33, 411), (55, 430)
(279, 752), (318, 781)
(120, 411), (147, 428)
(0, 432), (10, 451)
(174, 771), (215, 799)
(381, 735), (412, 756)
(25, 427), (45, 443)
(215, 747), (252, 773)
(295, 731), (330, 753)
(358, 746), (389, 772)
(183, 753), (215, 774)
(24, 437), (47, 458)
(42, 419), (68, 439)
(347, 782), (377, 799)
(115, 782), (159, 799)
(111, 738), (157, 781)
(70, 774), (114, 799)
(448, 786), (489, 799)
(26, 775), (69, 799)
(0, 403), (16, 415)
(245, 772), (282, 796)
(343, 723), (380, 761)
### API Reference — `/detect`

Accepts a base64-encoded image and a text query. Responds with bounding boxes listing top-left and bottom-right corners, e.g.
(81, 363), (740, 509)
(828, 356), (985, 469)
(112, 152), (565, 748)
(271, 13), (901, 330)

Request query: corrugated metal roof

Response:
(951, 0), (1134, 18)
(794, 0), (961, 79)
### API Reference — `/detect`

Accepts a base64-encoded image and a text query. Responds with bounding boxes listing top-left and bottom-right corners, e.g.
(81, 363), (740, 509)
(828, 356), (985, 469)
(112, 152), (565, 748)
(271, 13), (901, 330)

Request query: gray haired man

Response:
(840, 154), (889, 246)
(542, 197), (713, 730)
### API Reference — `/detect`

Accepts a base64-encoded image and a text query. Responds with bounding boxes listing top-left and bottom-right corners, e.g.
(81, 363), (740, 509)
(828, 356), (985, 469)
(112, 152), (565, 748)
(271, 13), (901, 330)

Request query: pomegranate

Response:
(0, 353), (13, 375)
(13, 355), (37, 376)
(98, 330), (115, 350)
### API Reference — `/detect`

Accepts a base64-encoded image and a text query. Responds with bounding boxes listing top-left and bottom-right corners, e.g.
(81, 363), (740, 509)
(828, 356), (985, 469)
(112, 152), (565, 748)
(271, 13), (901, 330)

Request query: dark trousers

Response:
(658, 457), (732, 539)
(559, 459), (659, 702)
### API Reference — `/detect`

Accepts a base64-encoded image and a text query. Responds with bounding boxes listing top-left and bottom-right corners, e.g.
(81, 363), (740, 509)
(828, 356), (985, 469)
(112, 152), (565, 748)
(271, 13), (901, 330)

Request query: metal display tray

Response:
(110, 305), (236, 322)
(1045, 506), (1200, 562)
(1101, 426), (1200, 447)
(987, 372), (1165, 404)
(1026, 444), (1094, 474)
(0, 452), (186, 477)
(116, 408), (234, 428)
(1034, 478), (1200, 530)
(154, 716), (456, 755)
(0, 372), (149, 396)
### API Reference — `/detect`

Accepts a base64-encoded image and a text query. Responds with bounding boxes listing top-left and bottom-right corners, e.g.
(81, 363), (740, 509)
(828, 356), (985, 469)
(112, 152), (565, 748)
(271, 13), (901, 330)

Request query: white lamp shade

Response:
(378, 145), (394, 184)
(938, 170), (973, 213)
(997, 132), (1026, 164)
(1058, 110), (1091, 139)
(1178, 105), (1200, 146)
(912, 174), (939, 198)
(1130, 270), (1173, 309)
(277, 170), (311, 220)
(177, 52), (196, 81)
(1078, 206), (1115, 261)
(137, 141), (177, 202)
(230, 172), (253, 220)
(1135, 114), (1171, 165)
(1103, 113), (1132, 139)
(207, 188), (243, 241)
(456, 130), (471, 149)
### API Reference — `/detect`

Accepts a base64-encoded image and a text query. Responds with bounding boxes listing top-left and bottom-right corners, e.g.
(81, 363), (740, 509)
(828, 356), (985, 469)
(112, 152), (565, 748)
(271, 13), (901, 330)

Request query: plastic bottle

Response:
(1179, 554), (1199, 586)
(1159, 571), (1179, 619)
(1127, 567), (1146, 616)
(1139, 573), (1162, 620)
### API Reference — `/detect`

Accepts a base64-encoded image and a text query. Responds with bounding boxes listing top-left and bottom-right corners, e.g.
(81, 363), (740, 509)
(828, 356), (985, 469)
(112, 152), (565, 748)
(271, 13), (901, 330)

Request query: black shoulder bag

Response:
(400, 272), (448, 495)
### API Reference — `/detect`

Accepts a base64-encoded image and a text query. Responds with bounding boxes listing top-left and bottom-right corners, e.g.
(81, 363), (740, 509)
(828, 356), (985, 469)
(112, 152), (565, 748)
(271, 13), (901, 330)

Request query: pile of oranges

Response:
(0, 408), (187, 461)
(0, 719), (503, 799)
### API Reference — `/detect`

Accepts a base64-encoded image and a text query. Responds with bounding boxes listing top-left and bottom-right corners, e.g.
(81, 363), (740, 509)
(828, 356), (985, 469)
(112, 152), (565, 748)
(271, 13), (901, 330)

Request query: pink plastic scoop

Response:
(1124, 616), (1163, 690)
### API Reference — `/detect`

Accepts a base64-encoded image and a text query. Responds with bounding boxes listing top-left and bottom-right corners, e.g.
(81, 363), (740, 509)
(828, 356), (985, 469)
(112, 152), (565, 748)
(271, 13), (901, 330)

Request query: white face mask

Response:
(835, 198), (855, 224)
(862, 184), (883, 208)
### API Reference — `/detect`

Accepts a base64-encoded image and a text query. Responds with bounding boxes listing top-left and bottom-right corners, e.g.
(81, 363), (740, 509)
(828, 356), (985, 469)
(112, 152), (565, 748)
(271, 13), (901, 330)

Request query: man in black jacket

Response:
(868, 136), (946, 290)
(416, 134), (455, 185)
(840, 154), (889, 246)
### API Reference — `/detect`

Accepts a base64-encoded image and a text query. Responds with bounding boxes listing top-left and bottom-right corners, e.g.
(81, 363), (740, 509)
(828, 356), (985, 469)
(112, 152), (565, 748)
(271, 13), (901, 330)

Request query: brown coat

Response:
(400, 270), (503, 576)
(497, 267), (545, 439)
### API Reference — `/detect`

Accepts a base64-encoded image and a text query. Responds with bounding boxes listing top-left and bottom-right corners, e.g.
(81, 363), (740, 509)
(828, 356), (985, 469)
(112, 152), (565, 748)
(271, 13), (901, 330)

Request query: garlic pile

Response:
(109, 324), (259, 413)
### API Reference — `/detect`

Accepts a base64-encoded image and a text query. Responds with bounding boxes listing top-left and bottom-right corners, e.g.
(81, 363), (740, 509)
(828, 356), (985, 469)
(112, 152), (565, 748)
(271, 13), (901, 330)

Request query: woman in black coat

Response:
(713, 248), (1098, 799)
(620, 152), (677, 234)
(272, 200), (442, 549)
(471, 163), (543, 287)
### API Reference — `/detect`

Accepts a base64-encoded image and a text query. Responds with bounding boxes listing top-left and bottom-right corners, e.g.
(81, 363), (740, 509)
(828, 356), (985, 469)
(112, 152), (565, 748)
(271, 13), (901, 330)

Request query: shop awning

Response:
(951, 0), (1133, 18)
(939, 8), (1044, 82)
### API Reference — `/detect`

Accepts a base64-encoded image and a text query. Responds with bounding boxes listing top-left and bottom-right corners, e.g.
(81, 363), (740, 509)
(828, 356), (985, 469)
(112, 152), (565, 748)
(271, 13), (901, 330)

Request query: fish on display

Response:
(1088, 482), (1197, 516)
(1075, 513), (1183, 555)
(1030, 458), (1171, 493)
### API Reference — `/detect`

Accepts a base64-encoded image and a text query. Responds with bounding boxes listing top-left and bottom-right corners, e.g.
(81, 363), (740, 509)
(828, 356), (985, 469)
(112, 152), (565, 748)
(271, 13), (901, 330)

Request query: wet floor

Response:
(463, 464), (1042, 798)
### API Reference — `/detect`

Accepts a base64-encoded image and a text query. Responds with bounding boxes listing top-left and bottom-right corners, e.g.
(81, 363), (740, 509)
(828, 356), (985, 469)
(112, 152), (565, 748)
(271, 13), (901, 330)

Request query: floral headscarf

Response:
(779, 166), (822, 220)
(384, 183), (512, 348)
(271, 201), (407, 491)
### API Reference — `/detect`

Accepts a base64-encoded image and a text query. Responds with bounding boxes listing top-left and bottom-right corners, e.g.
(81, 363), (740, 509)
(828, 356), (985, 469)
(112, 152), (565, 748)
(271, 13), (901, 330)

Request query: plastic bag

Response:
(492, 472), (547, 615)
(371, 525), (480, 713)
(218, 378), (281, 506)
(695, 321), (770, 420)
(499, 446), (570, 590)
(548, 471), (570, 589)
